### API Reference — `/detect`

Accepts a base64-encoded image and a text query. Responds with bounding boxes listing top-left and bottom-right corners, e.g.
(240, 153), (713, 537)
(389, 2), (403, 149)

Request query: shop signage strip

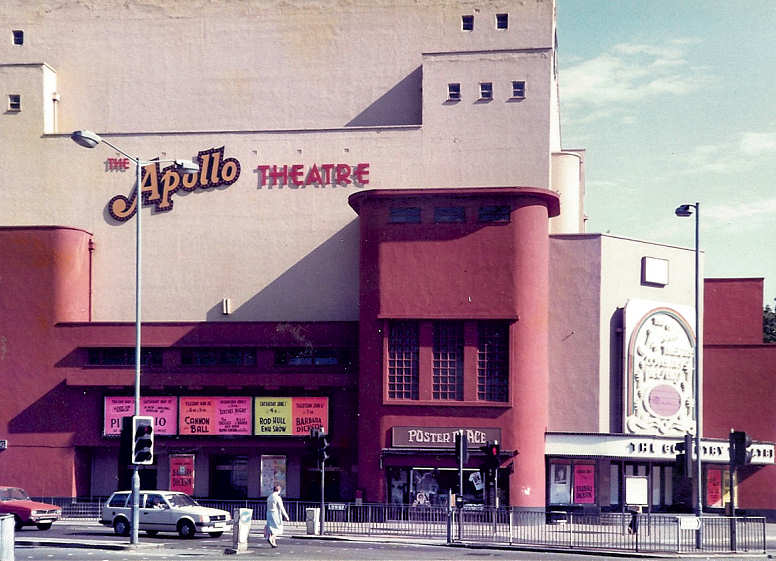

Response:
(546, 433), (776, 465)
(392, 426), (501, 448)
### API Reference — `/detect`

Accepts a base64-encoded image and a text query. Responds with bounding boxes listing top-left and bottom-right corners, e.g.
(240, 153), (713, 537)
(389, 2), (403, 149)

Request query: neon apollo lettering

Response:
(256, 163), (370, 187)
(105, 147), (370, 220)
(108, 147), (240, 221)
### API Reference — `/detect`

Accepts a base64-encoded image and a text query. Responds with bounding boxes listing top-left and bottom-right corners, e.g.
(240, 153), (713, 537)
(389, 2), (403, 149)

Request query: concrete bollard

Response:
(225, 508), (252, 555)
(0, 515), (14, 561)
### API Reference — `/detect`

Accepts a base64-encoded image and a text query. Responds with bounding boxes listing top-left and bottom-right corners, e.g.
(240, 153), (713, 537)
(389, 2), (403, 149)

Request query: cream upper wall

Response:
(549, 234), (700, 434)
(1, 1), (561, 322)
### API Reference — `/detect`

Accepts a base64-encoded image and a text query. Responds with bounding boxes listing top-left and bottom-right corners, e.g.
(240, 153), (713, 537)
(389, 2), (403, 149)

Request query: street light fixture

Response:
(71, 130), (198, 545)
(675, 201), (703, 544)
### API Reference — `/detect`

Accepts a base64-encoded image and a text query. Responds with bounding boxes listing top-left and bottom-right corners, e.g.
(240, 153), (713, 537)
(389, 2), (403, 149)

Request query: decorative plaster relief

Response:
(625, 307), (695, 436)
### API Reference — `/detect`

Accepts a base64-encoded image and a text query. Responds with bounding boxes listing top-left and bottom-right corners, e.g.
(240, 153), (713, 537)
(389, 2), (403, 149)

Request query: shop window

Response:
(432, 321), (463, 400)
(274, 347), (349, 368)
(477, 322), (509, 401)
(512, 80), (526, 99)
(479, 82), (493, 100)
(12, 30), (23, 45)
(211, 455), (248, 500)
(434, 206), (465, 223)
(181, 347), (257, 366)
(461, 15), (474, 31)
(549, 461), (596, 505)
(478, 205), (510, 223)
(447, 83), (461, 101)
(496, 13), (508, 30)
(86, 347), (162, 367)
(389, 206), (421, 223)
(549, 462), (571, 504)
(388, 321), (419, 400)
(8, 94), (21, 111)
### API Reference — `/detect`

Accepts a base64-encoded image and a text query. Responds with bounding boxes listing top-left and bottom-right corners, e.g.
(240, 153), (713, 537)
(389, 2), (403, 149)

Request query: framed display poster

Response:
(103, 396), (177, 436)
(260, 455), (286, 496)
(169, 455), (195, 495)
(573, 464), (595, 504)
(253, 397), (328, 436)
(178, 397), (252, 435)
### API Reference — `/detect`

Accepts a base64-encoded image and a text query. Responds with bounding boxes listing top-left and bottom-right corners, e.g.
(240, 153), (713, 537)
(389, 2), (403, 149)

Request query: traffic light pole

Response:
(320, 456), (325, 535)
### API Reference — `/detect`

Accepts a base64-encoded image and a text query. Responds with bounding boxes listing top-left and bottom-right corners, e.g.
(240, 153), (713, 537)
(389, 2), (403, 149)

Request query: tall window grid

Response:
(388, 321), (419, 399)
(433, 321), (463, 400)
(477, 322), (509, 401)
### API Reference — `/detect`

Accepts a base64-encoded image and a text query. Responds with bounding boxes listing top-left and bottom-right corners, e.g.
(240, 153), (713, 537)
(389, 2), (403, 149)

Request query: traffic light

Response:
(730, 430), (752, 466)
(455, 431), (469, 464)
(481, 440), (500, 470)
(309, 428), (330, 466)
(131, 416), (154, 465)
(675, 433), (693, 478)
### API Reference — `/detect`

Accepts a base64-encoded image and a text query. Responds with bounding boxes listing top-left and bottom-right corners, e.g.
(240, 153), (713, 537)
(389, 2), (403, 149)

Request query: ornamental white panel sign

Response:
(623, 299), (696, 436)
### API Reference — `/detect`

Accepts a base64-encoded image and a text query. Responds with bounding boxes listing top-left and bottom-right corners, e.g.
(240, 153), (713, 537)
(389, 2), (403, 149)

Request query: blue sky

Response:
(557, 1), (776, 306)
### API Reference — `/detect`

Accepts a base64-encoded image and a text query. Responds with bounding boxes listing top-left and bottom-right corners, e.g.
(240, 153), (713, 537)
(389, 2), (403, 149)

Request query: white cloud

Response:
(740, 132), (776, 155)
(679, 131), (776, 175)
(560, 38), (707, 111)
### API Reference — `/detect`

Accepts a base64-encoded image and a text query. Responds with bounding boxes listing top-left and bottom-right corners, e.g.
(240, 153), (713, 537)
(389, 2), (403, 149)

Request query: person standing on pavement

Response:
(264, 485), (290, 548)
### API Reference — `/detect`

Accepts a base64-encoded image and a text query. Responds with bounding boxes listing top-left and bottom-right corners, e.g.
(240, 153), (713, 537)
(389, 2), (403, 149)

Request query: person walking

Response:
(264, 485), (290, 548)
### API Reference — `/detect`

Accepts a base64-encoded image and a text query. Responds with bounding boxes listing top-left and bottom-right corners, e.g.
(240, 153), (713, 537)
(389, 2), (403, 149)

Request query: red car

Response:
(0, 486), (61, 530)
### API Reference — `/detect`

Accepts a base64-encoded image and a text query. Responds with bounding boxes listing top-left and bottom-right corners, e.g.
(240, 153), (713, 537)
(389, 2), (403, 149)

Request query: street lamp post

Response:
(71, 130), (198, 545)
(675, 202), (703, 546)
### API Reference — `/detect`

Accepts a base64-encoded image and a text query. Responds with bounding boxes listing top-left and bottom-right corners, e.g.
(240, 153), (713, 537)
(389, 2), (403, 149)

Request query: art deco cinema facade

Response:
(0, 0), (773, 517)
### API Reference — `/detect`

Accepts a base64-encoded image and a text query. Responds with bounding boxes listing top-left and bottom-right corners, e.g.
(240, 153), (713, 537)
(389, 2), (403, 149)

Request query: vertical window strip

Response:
(388, 321), (419, 399)
(432, 321), (463, 400)
(477, 322), (509, 401)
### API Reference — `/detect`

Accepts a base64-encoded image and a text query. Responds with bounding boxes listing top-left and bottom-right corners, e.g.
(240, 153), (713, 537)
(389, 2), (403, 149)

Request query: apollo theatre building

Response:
(0, 0), (773, 517)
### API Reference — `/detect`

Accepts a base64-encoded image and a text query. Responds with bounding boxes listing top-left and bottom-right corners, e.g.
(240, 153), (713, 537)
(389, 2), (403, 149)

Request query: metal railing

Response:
(35, 497), (766, 554)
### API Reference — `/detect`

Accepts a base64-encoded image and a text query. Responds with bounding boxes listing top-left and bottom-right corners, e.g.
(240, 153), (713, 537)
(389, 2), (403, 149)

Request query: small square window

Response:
(512, 81), (526, 98)
(479, 205), (511, 223)
(447, 83), (461, 101)
(479, 82), (493, 100)
(435, 207), (466, 223)
(496, 14), (508, 29)
(12, 30), (23, 45)
(389, 207), (421, 224)
(461, 15), (474, 31)
(8, 95), (21, 111)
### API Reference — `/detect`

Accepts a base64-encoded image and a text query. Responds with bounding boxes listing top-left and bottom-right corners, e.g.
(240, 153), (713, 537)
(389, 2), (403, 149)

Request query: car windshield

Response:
(166, 494), (199, 507)
(0, 488), (30, 501)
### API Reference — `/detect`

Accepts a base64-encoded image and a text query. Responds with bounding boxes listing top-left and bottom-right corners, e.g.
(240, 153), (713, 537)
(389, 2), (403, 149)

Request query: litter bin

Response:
(306, 507), (320, 535)
(0, 514), (13, 561)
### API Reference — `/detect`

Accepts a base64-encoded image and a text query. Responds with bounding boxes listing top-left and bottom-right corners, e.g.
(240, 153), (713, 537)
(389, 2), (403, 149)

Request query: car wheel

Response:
(145, 530), (159, 536)
(13, 516), (23, 531)
(208, 531), (223, 538)
(113, 517), (130, 536)
(36, 522), (52, 530)
(178, 519), (196, 538)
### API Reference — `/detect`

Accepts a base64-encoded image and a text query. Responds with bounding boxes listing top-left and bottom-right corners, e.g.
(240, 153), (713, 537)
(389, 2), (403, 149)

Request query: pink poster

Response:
(103, 396), (177, 436)
(707, 468), (723, 508)
(291, 397), (329, 435)
(169, 455), (195, 495)
(573, 464), (595, 504)
(179, 397), (251, 436)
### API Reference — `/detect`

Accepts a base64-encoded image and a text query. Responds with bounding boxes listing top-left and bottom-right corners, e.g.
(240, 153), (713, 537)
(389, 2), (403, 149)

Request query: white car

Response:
(100, 491), (231, 538)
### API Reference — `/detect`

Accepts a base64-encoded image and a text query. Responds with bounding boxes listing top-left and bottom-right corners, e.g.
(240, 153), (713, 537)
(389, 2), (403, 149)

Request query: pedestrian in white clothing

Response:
(264, 485), (290, 548)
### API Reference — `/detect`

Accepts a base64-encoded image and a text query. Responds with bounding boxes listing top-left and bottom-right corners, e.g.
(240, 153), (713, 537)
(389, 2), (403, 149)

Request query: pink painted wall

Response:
(350, 187), (558, 506)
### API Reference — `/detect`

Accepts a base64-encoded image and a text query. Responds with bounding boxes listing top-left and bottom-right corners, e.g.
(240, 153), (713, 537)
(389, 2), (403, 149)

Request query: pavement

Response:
(11, 520), (776, 558)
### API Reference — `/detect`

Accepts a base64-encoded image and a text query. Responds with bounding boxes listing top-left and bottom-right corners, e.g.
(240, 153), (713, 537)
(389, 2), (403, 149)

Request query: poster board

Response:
(178, 396), (252, 435)
(169, 454), (195, 495)
(103, 396), (177, 436)
(625, 475), (649, 506)
(260, 455), (287, 496)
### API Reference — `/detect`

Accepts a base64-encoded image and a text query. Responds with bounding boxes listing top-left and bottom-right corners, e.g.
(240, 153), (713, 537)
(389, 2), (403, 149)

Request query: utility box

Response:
(0, 514), (14, 561)
(306, 507), (320, 535)
(225, 508), (252, 555)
